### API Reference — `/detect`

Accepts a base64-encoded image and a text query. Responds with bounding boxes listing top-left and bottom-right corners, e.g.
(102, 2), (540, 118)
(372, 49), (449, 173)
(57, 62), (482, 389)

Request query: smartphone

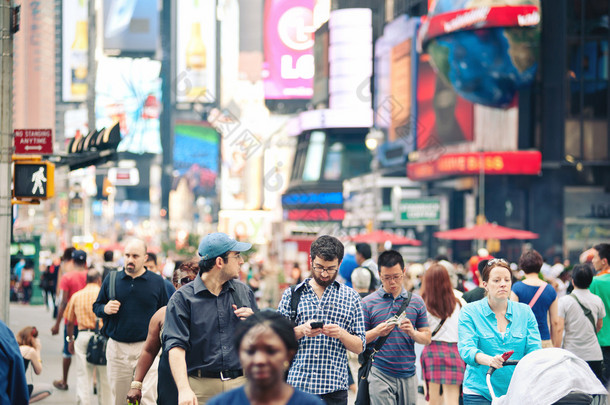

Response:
(501, 350), (514, 361)
(310, 321), (324, 329)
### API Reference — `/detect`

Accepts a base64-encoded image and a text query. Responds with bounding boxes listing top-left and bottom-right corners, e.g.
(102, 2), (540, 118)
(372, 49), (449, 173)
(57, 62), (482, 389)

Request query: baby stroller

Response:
(488, 348), (608, 405)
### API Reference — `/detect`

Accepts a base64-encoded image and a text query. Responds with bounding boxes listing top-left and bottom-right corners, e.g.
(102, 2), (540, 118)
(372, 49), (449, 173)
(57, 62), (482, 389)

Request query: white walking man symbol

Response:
(31, 167), (47, 195)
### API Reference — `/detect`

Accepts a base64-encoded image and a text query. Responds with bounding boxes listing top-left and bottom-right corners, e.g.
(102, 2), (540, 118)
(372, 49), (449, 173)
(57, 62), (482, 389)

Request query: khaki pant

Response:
(187, 375), (246, 404)
(74, 331), (110, 405)
(106, 338), (159, 405)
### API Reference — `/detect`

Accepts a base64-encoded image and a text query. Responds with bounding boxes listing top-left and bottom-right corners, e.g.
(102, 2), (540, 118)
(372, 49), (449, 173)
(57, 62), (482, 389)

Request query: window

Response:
(564, 0), (609, 161)
(302, 131), (326, 182)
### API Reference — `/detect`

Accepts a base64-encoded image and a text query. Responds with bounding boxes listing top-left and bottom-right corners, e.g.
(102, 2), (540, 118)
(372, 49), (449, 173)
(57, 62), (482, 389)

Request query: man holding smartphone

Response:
(278, 235), (366, 405)
(361, 250), (431, 405)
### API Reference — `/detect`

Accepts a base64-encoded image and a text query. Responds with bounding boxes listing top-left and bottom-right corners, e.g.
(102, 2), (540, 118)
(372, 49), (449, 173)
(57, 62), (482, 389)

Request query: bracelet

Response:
(65, 336), (74, 343)
(130, 381), (143, 390)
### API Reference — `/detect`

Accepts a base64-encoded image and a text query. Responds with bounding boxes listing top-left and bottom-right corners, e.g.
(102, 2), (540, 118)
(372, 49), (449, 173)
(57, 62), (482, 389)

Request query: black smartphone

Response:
(310, 321), (324, 329)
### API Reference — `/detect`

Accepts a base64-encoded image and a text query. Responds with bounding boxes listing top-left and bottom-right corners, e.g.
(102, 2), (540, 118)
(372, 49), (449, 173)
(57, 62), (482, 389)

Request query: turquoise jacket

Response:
(458, 298), (541, 400)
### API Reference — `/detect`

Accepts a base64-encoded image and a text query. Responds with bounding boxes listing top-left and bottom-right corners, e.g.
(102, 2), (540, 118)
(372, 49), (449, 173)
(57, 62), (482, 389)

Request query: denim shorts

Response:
(463, 394), (492, 405)
(62, 325), (78, 358)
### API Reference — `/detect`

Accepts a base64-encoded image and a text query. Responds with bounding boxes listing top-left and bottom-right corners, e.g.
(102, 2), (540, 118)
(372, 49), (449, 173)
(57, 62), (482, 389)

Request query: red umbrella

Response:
(434, 223), (538, 240)
(350, 230), (422, 246)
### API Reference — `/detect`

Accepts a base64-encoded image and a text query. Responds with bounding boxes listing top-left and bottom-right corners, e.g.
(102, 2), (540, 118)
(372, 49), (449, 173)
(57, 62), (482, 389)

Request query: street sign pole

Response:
(0, 2), (14, 322)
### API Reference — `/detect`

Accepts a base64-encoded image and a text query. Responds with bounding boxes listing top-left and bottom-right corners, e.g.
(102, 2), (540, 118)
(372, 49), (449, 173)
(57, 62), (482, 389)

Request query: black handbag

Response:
(355, 292), (412, 405)
(86, 271), (117, 365)
(86, 319), (108, 365)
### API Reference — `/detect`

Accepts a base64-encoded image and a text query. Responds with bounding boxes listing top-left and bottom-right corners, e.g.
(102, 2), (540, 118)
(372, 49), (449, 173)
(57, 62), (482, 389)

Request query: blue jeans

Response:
(463, 394), (491, 405)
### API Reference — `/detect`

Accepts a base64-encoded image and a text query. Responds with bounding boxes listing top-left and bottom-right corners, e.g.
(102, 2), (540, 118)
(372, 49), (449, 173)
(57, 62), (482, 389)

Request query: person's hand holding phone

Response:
(302, 320), (325, 338)
(321, 323), (344, 339)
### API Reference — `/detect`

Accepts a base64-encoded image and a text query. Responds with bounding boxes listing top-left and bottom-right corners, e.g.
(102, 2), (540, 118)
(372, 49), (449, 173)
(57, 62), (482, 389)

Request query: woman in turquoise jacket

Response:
(458, 259), (541, 404)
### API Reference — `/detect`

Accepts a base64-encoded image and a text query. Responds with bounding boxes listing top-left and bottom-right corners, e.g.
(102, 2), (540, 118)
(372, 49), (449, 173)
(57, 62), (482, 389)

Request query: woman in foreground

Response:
(208, 310), (322, 405)
(458, 259), (541, 404)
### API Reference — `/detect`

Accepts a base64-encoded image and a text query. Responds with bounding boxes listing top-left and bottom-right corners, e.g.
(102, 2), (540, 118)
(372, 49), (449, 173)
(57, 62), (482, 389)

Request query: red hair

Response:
(421, 264), (459, 319)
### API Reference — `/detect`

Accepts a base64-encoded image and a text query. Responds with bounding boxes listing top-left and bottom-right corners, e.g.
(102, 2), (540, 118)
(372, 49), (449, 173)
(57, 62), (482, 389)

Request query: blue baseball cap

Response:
(198, 233), (252, 260)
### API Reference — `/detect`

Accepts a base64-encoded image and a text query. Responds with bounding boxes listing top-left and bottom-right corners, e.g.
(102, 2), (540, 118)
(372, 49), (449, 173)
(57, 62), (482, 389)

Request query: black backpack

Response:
(289, 284), (305, 326)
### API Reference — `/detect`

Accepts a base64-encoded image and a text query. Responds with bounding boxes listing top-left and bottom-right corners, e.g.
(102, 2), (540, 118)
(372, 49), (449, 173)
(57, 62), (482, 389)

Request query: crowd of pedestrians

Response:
(1, 238), (610, 404)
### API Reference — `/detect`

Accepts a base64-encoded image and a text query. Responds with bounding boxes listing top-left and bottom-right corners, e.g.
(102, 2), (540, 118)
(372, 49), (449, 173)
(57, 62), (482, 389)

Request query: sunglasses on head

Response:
(487, 258), (509, 267)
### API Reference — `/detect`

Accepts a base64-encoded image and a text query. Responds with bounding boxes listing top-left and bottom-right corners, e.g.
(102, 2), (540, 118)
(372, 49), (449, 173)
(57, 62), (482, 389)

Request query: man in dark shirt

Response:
(93, 238), (168, 405)
(163, 232), (258, 404)
(462, 259), (488, 303)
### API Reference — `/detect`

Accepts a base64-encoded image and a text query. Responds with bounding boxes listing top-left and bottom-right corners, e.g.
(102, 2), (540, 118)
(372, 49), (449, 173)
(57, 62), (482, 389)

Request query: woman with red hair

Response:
(420, 264), (465, 405)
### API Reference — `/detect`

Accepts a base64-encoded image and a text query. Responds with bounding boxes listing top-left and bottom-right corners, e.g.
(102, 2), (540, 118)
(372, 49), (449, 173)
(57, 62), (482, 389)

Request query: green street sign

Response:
(397, 198), (441, 225)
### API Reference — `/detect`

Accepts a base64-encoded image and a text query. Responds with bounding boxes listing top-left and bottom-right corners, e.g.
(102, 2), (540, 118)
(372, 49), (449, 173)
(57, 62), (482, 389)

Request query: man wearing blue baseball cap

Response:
(163, 232), (258, 404)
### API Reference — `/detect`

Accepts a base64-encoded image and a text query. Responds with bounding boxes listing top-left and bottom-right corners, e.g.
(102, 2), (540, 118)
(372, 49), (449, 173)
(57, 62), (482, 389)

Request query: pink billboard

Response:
(263, 0), (315, 100)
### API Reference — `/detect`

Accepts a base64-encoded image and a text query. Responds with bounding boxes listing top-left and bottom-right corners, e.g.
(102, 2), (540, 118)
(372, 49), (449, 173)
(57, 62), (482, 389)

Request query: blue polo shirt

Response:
(361, 288), (429, 378)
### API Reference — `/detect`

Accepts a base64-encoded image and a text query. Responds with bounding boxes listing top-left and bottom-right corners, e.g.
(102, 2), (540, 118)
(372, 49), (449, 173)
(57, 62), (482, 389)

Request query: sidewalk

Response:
(8, 303), (425, 405)
(9, 303), (83, 404)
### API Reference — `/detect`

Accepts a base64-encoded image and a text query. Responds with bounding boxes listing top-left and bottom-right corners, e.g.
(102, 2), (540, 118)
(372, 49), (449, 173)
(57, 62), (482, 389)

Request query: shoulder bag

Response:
(86, 271), (116, 365)
(355, 291), (412, 405)
(569, 293), (597, 333)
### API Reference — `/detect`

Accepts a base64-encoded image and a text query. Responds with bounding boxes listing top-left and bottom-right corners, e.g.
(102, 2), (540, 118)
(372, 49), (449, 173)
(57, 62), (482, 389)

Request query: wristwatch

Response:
(65, 335), (74, 343)
(130, 381), (143, 390)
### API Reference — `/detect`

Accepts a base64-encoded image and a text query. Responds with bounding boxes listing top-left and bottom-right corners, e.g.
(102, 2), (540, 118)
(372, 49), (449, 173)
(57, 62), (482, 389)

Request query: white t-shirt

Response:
(427, 300), (461, 343)
(558, 289), (606, 361)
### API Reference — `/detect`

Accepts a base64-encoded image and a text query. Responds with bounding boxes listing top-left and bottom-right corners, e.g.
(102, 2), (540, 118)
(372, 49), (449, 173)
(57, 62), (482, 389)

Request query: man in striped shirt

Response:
(361, 250), (431, 405)
(278, 235), (365, 405)
(65, 269), (109, 405)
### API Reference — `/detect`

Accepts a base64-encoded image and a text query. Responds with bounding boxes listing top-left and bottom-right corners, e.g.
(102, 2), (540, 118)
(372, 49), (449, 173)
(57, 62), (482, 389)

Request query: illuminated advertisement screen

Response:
(263, 0), (315, 100)
(175, 0), (217, 103)
(103, 0), (159, 54)
(173, 122), (219, 197)
(62, 0), (88, 102)
(416, 53), (473, 150)
(95, 57), (162, 154)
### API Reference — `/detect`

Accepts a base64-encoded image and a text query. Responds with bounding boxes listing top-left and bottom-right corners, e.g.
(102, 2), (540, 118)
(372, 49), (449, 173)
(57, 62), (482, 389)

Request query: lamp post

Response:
(365, 128), (384, 258)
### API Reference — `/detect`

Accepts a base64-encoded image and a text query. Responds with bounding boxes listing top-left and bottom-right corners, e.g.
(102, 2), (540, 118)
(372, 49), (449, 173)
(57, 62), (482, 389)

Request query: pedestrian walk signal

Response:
(13, 161), (55, 199)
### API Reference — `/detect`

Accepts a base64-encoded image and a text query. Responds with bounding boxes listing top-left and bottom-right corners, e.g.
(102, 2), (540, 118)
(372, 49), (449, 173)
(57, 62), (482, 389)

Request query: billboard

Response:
(175, 0), (217, 103)
(416, 52), (474, 151)
(173, 122), (219, 197)
(62, 0), (89, 102)
(103, 0), (159, 55)
(263, 0), (315, 100)
(95, 57), (162, 154)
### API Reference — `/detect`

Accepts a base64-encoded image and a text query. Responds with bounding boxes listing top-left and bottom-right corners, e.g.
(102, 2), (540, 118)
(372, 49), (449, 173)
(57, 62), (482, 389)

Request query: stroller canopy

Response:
(493, 348), (607, 405)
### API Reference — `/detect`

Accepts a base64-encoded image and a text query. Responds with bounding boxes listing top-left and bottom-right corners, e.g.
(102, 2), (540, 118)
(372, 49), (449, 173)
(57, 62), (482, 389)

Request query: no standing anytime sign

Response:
(14, 129), (53, 155)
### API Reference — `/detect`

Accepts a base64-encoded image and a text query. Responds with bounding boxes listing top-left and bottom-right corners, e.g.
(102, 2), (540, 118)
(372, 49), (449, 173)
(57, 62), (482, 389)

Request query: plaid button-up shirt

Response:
(278, 279), (365, 395)
(65, 283), (101, 330)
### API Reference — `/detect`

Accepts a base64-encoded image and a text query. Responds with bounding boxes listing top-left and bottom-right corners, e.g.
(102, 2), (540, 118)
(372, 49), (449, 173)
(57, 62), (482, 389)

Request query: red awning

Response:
(434, 223), (538, 240)
(349, 230), (421, 246)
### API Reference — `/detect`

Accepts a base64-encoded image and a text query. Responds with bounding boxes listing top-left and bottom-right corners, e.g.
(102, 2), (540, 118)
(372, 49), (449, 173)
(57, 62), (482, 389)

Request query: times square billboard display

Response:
(173, 122), (219, 198)
(263, 0), (315, 100)
(95, 57), (162, 155)
(175, 0), (217, 103)
(62, 0), (88, 102)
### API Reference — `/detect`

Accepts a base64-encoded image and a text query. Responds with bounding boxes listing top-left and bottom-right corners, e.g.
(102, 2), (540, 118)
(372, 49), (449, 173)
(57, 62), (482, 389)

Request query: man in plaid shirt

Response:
(65, 269), (110, 405)
(279, 235), (365, 405)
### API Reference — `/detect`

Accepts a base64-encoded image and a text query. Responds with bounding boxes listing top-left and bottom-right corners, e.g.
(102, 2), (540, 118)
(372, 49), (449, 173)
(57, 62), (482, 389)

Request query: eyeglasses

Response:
(381, 274), (403, 282)
(487, 258), (508, 267)
(312, 264), (338, 274)
(227, 253), (242, 260)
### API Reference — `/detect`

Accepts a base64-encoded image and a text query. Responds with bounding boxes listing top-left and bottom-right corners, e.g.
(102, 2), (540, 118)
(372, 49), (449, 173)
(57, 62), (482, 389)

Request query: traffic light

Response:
(13, 161), (55, 199)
